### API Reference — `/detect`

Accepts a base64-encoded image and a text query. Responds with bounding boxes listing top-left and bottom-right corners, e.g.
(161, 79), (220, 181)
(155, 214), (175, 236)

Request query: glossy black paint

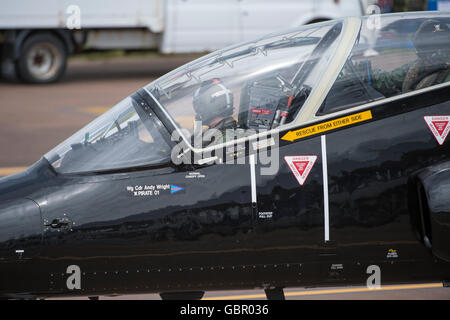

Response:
(418, 161), (450, 262)
(0, 85), (449, 298)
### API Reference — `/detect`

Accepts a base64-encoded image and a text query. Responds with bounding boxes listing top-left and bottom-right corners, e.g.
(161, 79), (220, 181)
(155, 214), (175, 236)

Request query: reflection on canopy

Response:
(146, 21), (344, 139)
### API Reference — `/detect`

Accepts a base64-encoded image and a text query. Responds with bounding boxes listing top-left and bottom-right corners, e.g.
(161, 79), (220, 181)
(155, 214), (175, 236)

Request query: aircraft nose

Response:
(0, 198), (42, 261)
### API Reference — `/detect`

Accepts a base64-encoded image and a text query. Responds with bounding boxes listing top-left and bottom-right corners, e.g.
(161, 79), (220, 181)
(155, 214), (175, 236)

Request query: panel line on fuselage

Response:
(321, 134), (330, 242)
(249, 153), (257, 205)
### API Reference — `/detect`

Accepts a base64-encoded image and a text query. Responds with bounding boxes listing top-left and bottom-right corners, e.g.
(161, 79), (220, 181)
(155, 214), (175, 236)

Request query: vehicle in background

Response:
(0, 0), (375, 83)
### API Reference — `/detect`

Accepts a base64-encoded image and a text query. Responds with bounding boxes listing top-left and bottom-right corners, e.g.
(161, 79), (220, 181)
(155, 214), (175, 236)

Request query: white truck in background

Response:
(0, 0), (376, 83)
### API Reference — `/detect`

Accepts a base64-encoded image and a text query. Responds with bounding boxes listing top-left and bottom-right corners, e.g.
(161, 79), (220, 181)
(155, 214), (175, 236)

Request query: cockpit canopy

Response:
(44, 12), (450, 174)
(146, 20), (344, 136)
(45, 97), (172, 173)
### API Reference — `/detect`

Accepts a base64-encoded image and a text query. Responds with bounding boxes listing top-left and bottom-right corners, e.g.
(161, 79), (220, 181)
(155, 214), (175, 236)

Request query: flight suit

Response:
(371, 59), (450, 97)
(212, 117), (238, 133)
(203, 116), (241, 147)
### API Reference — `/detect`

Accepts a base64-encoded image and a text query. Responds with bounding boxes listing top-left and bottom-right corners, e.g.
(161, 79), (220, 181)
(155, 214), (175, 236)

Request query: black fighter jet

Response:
(1, 12), (450, 300)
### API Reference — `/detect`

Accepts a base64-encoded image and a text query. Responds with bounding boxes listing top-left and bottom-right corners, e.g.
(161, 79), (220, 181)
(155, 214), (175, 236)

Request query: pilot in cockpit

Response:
(193, 78), (237, 132)
(372, 19), (450, 96)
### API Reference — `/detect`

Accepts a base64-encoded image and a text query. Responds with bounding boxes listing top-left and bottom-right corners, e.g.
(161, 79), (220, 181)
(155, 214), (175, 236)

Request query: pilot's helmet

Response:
(413, 19), (450, 63)
(193, 78), (234, 125)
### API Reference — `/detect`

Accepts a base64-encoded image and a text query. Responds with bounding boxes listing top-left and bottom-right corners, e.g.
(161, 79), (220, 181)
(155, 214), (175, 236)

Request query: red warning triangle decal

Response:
(284, 155), (317, 186)
(424, 116), (450, 145)
(432, 121), (448, 136)
(293, 161), (309, 176)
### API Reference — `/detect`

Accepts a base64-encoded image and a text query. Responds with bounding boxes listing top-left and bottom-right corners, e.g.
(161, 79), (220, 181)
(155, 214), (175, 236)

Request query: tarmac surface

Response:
(47, 283), (450, 300)
(1, 54), (449, 300)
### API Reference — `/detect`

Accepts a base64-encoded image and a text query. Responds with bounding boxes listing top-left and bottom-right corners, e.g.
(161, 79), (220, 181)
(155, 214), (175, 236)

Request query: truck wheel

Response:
(16, 33), (67, 83)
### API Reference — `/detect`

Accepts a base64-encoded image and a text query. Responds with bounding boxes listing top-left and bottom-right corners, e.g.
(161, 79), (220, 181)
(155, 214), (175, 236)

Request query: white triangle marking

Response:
(284, 155), (317, 186)
(424, 116), (450, 145)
